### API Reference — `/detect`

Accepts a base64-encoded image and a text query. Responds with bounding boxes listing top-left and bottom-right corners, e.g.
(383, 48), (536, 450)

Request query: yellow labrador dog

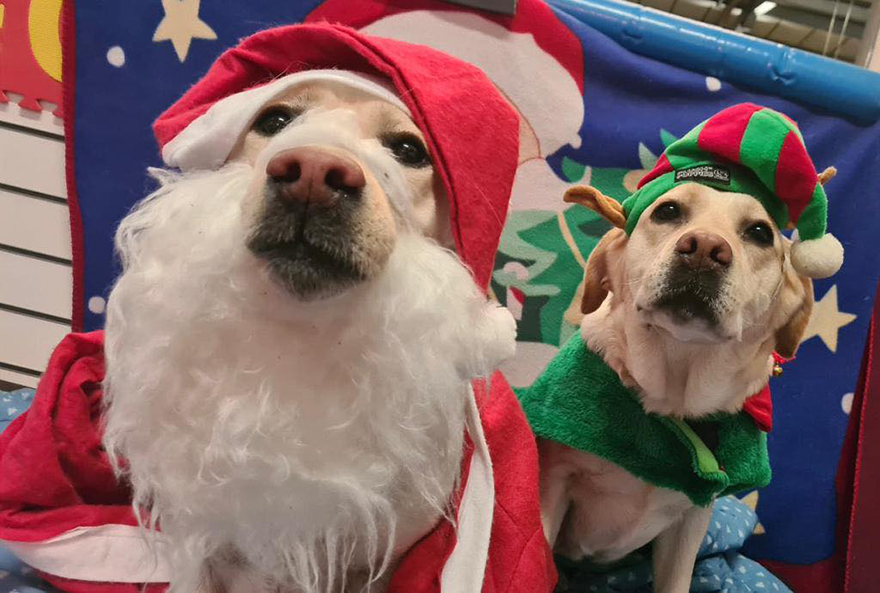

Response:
(537, 181), (817, 592)
(102, 72), (517, 593)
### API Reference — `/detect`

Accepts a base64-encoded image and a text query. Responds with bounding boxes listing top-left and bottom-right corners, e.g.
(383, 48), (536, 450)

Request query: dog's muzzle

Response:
(266, 146), (366, 206)
(653, 231), (732, 326)
(247, 145), (371, 300)
(246, 109), (414, 300)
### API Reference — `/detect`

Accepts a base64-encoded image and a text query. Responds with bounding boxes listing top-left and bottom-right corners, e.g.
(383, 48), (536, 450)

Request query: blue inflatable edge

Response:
(549, 0), (880, 124)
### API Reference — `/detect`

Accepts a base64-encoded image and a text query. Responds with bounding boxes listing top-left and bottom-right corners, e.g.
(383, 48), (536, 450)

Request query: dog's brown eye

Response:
(383, 133), (429, 167)
(744, 222), (774, 246)
(253, 107), (295, 136)
(651, 201), (681, 223)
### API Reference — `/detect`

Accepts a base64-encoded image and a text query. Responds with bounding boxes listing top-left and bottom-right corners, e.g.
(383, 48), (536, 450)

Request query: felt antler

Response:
(818, 166), (836, 186)
(564, 186), (626, 229)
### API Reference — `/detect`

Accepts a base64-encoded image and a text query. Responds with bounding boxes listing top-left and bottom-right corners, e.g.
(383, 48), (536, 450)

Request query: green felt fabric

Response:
(517, 335), (771, 507)
(622, 166), (781, 237)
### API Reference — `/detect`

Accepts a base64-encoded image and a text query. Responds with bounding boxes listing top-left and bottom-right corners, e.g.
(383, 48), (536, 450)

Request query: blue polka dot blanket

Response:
(556, 493), (792, 592)
(1, 389), (790, 593)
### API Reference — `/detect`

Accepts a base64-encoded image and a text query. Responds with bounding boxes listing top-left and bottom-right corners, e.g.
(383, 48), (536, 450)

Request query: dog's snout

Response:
(674, 231), (732, 269)
(266, 147), (366, 205)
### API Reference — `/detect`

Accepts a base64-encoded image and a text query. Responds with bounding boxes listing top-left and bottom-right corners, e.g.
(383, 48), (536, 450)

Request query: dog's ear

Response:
(564, 186), (627, 229)
(774, 267), (815, 359)
(581, 228), (627, 315)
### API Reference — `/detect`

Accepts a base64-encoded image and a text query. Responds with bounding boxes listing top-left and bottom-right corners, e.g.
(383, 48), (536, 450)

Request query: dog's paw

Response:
(480, 304), (518, 368)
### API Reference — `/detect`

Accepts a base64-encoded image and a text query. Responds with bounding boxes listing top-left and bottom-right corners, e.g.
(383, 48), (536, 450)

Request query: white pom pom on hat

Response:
(791, 231), (844, 279)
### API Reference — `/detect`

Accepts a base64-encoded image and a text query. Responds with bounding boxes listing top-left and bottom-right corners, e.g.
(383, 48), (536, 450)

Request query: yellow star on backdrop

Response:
(153, 0), (216, 63)
(740, 490), (766, 535)
(801, 285), (856, 353)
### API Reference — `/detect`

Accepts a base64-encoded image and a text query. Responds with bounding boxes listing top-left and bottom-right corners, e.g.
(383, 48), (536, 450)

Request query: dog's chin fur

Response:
(102, 165), (503, 592)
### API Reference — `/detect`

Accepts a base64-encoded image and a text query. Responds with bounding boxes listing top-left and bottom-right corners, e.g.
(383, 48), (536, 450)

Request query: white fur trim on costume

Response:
(1, 524), (172, 583)
(440, 385), (495, 593)
(162, 70), (410, 171)
(791, 232), (844, 279)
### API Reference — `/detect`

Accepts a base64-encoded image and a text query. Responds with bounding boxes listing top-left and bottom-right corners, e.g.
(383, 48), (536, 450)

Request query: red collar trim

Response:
(742, 353), (790, 432)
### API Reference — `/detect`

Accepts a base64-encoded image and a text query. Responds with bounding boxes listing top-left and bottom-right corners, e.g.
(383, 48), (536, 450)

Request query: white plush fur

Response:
(102, 163), (514, 592)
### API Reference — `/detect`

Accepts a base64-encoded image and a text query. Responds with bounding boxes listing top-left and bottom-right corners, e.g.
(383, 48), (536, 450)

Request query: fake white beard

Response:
(102, 165), (507, 592)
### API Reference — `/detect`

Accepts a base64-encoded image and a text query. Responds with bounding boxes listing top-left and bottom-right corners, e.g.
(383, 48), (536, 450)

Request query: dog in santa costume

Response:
(0, 24), (556, 593)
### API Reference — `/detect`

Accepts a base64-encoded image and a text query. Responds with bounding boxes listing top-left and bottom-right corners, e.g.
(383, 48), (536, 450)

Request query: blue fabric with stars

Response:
(561, 496), (791, 593)
(0, 390), (61, 593)
(0, 544), (60, 593)
(0, 390), (32, 435)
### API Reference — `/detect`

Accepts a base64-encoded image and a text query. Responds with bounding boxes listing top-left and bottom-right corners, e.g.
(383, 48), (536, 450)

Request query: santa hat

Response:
(154, 22), (520, 290)
(624, 103), (843, 279)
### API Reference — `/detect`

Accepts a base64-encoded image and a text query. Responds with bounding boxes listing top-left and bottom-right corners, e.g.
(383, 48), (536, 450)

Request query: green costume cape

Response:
(517, 335), (771, 507)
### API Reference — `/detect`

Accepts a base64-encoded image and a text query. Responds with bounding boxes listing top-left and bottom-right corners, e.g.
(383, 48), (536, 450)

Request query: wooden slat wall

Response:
(0, 101), (71, 388)
(0, 126), (67, 198)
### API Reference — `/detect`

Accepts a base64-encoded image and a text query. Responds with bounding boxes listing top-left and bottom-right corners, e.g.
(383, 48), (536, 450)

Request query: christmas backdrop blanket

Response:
(37, 0), (880, 588)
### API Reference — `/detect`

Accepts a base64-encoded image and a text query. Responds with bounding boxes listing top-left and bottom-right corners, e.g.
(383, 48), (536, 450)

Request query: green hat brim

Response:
(623, 165), (789, 235)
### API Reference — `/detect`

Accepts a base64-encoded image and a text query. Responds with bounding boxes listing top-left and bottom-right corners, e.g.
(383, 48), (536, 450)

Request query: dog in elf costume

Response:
(0, 24), (557, 593)
(519, 104), (843, 592)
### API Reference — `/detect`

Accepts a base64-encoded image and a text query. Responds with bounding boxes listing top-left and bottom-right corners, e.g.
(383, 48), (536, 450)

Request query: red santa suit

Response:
(0, 23), (556, 593)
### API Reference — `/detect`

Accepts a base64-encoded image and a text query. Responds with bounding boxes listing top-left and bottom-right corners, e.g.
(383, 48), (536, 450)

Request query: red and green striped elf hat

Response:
(622, 103), (843, 279)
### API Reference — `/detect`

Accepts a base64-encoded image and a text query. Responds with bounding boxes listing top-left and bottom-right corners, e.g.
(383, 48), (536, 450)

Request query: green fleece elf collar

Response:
(516, 334), (771, 507)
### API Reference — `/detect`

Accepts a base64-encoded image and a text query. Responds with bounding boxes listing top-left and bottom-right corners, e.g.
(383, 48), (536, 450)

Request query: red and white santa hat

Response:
(154, 22), (520, 291)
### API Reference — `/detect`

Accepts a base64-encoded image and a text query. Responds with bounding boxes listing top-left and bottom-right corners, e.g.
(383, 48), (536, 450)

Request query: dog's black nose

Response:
(266, 147), (366, 205)
(675, 231), (732, 270)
